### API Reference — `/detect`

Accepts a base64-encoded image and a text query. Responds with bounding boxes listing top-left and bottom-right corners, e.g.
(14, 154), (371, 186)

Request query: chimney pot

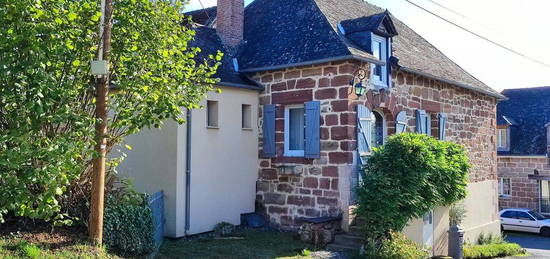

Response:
(216, 0), (244, 47)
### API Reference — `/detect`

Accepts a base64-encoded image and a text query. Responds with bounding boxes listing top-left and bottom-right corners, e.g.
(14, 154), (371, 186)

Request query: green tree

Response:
(0, 0), (221, 223)
(355, 133), (470, 249)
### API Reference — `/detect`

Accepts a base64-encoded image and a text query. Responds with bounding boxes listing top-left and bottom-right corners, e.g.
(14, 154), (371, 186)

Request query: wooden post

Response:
(90, 0), (113, 246)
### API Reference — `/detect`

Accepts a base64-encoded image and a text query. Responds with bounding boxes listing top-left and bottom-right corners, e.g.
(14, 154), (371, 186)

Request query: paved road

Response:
(505, 231), (550, 258)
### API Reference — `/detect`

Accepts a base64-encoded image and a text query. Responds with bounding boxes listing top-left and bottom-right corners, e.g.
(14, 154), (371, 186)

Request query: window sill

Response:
(499, 194), (512, 199)
(206, 126), (219, 129)
(241, 128), (253, 131)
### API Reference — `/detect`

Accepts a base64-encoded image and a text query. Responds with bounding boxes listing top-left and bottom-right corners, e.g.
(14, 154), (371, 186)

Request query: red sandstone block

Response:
(262, 74), (273, 83)
(277, 183), (294, 193)
(313, 190), (322, 196)
(340, 141), (357, 151)
(284, 71), (301, 79)
(261, 169), (277, 180)
(322, 166), (338, 177)
(287, 195), (315, 206)
(331, 100), (351, 112)
(260, 160), (270, 167)
(296, 78), (316, 89)
(319, 78), (330, 87)
(319, 178), (330, 189)
(340, 112), (355, 125)
(329, 152), (353, 164)
(257, 181), (270, 192)
(324, 67), (338, 76)
(269, 206), (288, 214)
(300, 188), (311, 195)
(331, 126), (354, 140)
(315, 88), (337, 99)
(272, 90), (313, 104)
(331, 179), (338, 190)
(305, 209), (320, 217)
(317, 197), (338, 206)
(264, 193), (286, 205)
(325, 114), (338, 126)
(302, 68), (323, 77)
(274, 72), (283, 81)
(271, 82), (287, 92)
(286, 80), (297, 90)
(331, 75), (353, 87)
(321, 127), (330, 140)
(281, 216), (294, 226)
(339, 63), (356, 74)
(324, 190), (339, 197)
(304, 177), (319, 188)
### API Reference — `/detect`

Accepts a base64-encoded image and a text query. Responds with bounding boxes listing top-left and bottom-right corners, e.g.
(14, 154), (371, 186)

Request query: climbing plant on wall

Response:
(355, 133), (470, 249)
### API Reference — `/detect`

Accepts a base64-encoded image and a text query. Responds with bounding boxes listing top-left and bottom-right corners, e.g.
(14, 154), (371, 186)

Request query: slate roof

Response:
(186, 0), (502, 98)
(190, 26), (261, 90)
(497, 86), (550, 155)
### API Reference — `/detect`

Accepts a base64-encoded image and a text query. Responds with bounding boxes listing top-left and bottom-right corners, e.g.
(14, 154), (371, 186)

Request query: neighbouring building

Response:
(497, 86), (550, 215)
(118, 0), (505, 255)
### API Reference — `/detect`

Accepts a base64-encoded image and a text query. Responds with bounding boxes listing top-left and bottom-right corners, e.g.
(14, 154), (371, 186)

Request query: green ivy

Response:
(103, 193), (155, 256)
(0, 0), (220, 223)
(355, 133), (470, 246)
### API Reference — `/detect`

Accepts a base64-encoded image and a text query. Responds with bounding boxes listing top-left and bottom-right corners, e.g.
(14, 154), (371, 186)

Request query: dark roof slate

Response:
(190, 26), (261, 90)
(186, 0), (502, 98)
(497, 86), (550, 155)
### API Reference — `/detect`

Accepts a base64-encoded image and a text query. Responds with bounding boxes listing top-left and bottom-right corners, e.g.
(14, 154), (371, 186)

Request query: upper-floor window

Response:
(497, 127), (509, 150)
(284, 104), (305, 157)
(206, 100), (219, 128)
(499, 178), (511, 197)
(371, 34), (389, 87)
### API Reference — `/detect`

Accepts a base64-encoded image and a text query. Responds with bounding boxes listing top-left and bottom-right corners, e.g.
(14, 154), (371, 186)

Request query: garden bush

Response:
(103, 184), (155, 256)
(363, 231), (429, 259)
(463, 243), (526, 258)
(355, 133), (470, 245)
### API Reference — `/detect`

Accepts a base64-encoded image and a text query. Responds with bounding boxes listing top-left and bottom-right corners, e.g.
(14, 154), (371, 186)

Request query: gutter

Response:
(399, 67), (506, 100)
(239, 54), (385, 73)
(184, 108), (192, 234)
(218, 81), (264, 91)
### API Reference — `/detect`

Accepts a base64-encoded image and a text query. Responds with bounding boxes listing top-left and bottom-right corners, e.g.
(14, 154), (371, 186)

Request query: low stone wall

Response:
(498, 156), (550, 211)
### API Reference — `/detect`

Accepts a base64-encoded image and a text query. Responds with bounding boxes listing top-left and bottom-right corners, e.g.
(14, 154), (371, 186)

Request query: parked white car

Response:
(500, 208), (550, 236)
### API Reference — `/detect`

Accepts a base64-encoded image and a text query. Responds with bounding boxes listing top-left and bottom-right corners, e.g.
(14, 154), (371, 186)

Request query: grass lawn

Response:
(0, 223), (122, 259)
(156, 229), (319, 259)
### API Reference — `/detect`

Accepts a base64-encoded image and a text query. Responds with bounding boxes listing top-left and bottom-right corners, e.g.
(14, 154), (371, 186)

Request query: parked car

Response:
(500, 208), (550, 236)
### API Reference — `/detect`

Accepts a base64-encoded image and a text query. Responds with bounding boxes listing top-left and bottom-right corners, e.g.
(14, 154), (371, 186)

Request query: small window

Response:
(371, 111), (386, 148)
(207, 100), (219, 128)
(371, 34), (388, 87)
(242, 104), (252, 129)
(497, 128), (508, 149)
(284, 105), (305, 157)
(499, 178), (511, 197)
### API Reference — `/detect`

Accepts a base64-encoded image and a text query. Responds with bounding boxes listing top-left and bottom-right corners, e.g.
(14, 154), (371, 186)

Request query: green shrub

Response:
(449, 202), (467, 226)
(475, 232), (505, 245)
(355, 133), (470, 243)
(103, 186), (155, 256)
(363, 231), (429, 259)
(463, 243), (526, 258)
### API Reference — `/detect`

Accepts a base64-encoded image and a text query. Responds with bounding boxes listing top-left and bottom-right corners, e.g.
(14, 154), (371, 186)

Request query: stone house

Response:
(497, 86), (550, 215)
(119, 0), (504, 254)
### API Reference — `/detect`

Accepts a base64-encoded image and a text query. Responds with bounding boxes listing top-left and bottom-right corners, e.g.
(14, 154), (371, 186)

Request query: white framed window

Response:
(371, 34), (388, 87)
(242, 104), (252, 129)
(499, 178), (511, 197)
(497, 127), (509, 149)
(284, 104), (305, 157)
(206, 100), (219, 128)
(371, 110), (387, 148)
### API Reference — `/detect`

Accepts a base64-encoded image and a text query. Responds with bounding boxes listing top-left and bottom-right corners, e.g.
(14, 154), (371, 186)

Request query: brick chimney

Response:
(216, 0), (244, 47)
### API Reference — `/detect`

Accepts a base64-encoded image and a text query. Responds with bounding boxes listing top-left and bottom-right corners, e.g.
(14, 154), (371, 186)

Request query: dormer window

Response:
(371, 34), (389, 87)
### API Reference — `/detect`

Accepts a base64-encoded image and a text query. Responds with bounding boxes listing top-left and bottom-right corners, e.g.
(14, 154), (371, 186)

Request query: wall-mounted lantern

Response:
(349, 67), (373, 96)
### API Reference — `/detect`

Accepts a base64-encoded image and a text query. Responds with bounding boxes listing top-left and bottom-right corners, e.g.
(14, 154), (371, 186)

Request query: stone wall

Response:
(252, 60), (498, 229)
(498, 156), (550, 211)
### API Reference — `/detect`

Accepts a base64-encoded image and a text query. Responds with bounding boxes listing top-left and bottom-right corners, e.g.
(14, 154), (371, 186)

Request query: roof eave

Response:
(218, 81), (264, 91)
(399, 66), (506, 100)
(239, 55), (384, 73)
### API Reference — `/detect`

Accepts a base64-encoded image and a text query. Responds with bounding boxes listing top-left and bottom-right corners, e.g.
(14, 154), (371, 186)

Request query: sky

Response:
(185, 0), (550, 92)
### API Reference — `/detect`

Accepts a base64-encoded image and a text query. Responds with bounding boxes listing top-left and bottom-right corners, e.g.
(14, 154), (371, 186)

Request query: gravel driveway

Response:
(504, 231), (550, 258)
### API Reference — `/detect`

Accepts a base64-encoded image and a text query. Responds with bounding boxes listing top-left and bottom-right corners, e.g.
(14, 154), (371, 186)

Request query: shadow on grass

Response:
(156, 229), (318, 259)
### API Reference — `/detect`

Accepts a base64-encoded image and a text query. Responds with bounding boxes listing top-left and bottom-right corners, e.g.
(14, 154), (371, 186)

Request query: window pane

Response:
(501, 211), (513, 218)
(207, 100), (218, 127)
(242, 104), (252, 129)
(502, 178), (511, 195)
(372, 112), (384, 147)
(289, 108), (305, 150)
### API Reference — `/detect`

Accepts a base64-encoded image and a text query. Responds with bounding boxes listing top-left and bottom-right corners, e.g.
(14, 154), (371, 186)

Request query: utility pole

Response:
(90, 0), (113, 246)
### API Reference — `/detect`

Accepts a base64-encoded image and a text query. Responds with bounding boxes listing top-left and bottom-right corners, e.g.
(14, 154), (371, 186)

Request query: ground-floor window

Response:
(284, 104), (305, 157)
(499, 178), (511, 197)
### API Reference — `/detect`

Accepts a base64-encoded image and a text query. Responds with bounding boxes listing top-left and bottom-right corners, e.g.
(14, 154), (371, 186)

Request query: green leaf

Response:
(67, 12), (78, 21)
(72, 60), (80, 67)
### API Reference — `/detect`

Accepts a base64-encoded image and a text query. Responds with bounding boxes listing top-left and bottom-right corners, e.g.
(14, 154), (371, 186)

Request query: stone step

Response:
(351, 216), (365, 226)
(326, 243), (360, 252)
(334, 234), (363, 247)
(348, 225), (362, 234)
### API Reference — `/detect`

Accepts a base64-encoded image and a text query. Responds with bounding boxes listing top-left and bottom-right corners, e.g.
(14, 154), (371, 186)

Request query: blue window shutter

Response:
(439, 113), (447, 140)
(395, 111), (407, 134)
(262, 105), (276, 157)
(357, 104), (374, 165)
(305, 101), (321, 159)
(415, 109), (430, 135)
